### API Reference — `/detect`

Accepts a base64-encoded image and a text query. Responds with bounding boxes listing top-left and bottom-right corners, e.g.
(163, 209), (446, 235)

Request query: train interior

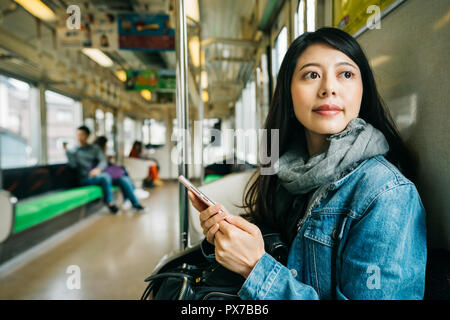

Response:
(0, 0), (448, 299)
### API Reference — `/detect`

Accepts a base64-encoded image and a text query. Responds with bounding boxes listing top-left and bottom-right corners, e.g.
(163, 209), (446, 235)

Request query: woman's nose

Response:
(319, 77), (337, 97)
(320, 85), (336, 97)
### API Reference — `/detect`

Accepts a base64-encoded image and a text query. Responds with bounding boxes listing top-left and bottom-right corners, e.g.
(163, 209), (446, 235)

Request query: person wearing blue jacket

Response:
(188, 27), (426, 300)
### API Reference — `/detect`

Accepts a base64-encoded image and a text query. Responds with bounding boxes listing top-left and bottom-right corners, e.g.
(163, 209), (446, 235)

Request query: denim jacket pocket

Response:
(302, 212), (348, 299)
(303, 213), (343, 248)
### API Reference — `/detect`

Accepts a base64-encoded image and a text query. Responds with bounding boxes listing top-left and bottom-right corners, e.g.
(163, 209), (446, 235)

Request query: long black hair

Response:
(242, 27), (417, 236)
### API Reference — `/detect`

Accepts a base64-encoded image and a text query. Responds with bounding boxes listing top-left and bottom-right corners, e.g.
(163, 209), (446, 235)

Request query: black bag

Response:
(141, 231), (288, 300)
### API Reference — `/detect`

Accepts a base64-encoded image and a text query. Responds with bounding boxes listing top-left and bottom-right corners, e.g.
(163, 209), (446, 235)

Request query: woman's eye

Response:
(341, 71), (353, 79)
(304, 71), (319, 79)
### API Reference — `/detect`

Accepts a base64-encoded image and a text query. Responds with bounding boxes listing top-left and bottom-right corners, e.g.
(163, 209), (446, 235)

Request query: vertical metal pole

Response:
(175, 0), (190, 250)
(198, 28), (205, 186)
(39, 83), (48, 165)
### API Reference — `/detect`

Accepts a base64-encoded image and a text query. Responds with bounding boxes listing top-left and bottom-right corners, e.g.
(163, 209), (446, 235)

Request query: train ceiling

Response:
(0, 0), (269, 119)
(199, 0), (257, 106)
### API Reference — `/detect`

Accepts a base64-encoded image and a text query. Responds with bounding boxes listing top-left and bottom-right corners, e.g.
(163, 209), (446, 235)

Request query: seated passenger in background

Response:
(94, 136), (148, 208)
(93, 136), (115, 165)
(65, 126), (144, 214)
(129, 141), (164, 187)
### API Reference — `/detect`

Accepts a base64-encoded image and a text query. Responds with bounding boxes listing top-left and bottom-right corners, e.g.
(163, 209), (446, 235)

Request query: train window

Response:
(306, 0), (316, 32)
(45, 90), (82, 164)
(84, 118), (95, 136)
(0, 75), (39, 168)
(105, 112), (115, 156)
(148, 119), (165, 145)
(295, 0), (305, 37)
(235, 80), (258, 165)
(124, 116), (137, 156)
(143, 121), (150, 145)
(273, 26), (288, 79)
(95, 109), (105, 136)
(143, 119), (164, 146)
(259, 53), (270, 121)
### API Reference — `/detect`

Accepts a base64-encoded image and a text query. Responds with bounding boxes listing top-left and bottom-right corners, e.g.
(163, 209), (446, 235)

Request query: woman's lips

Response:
(312, 104), (343, 116)
(313, 110), (342, 116)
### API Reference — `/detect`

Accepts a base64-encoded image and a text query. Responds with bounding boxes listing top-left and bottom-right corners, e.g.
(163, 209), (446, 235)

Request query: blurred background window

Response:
(273, 26), (288, 79)
(124, 116), (137, 156)
(0, 75), (39, 168)
(105, 111), (115, 156)
(46, 90), (82, 164)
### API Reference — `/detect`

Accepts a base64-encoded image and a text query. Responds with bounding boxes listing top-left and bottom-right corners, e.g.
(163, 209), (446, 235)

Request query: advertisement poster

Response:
(118, 14), (175, 51)
(333, 0), (404, 36)
(90, 13), (118, 51)
(56, 11), (174, 51)
(157, 69), (176, 92)
(56, 9), (118, 50)
(55, 7), (91, 49)
(125, 69), (175, 92)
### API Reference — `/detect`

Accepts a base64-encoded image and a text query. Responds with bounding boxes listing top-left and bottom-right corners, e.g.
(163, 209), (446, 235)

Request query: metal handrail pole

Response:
(175, 0), (190, 250)
(198, 28), (205, 186)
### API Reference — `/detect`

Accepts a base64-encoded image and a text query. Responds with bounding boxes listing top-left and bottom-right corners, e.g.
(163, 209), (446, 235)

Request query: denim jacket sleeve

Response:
(200, 239), (216, 262)
(238, 183), (426, 300)
(238, 252), (320, 299)
(336, 183), (427, 299)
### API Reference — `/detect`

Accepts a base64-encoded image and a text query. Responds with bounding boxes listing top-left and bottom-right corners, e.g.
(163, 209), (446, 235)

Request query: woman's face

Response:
(290, 43), (363, 136)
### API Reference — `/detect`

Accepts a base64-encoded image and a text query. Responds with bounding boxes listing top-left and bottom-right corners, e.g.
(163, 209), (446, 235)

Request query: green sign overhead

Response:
(125, 69), (175, 92)
(157, 69), (176, 92)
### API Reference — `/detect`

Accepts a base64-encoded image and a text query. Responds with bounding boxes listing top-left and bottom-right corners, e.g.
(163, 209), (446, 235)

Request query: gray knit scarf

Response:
(274, 117), (390, 195)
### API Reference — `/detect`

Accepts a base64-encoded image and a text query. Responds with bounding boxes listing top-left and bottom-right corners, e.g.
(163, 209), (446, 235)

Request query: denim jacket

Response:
(202, 155), (427, 300)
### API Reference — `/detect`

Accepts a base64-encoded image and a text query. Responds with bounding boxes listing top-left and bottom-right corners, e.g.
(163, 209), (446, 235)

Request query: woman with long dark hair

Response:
(189, 27), (426, 299)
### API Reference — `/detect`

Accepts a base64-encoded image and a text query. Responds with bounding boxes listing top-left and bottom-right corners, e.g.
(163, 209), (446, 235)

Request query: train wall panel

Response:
(356, 0), (450, 250)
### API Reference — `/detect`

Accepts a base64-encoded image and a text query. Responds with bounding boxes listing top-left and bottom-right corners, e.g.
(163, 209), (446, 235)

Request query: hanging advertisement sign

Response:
(56, 10), (174, 51)
(125, 70), (158, 91)
(55, 7), (91, 49)
(56, 8), (118, 50)
(125, 69), (176, 92)
(90, 13), (119, 51)
(157, 69), (176, 92)
(118, 14), (175, 51)
(333, 0), (406, 37)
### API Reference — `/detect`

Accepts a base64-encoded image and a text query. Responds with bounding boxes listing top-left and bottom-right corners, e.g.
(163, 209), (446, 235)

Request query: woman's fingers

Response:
(203, 209), (227, 231)
(198, 202), (230, 245)
(187, 190), (208, 212)
(199, 203), (223, 226)
(205, 223), (220, 244)
(224, 215), (260, 236)
(190, 197), (232, 245)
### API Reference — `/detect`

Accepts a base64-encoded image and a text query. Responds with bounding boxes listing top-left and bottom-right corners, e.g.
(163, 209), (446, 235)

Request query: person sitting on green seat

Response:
(65, 125), (144, 214)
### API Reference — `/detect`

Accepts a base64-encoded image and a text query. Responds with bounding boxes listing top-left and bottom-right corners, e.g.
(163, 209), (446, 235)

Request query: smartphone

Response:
(178, 175), (216, 207)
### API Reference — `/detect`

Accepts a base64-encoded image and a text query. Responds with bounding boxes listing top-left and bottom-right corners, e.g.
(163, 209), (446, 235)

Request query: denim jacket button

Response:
(331, 228), (337, 240)
(290, 269), (298, 277)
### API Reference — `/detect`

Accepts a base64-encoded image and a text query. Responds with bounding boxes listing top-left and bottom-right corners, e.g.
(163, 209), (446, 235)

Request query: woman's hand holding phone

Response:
(187, 187), (265, 278)
(187, 191), (230, 245)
